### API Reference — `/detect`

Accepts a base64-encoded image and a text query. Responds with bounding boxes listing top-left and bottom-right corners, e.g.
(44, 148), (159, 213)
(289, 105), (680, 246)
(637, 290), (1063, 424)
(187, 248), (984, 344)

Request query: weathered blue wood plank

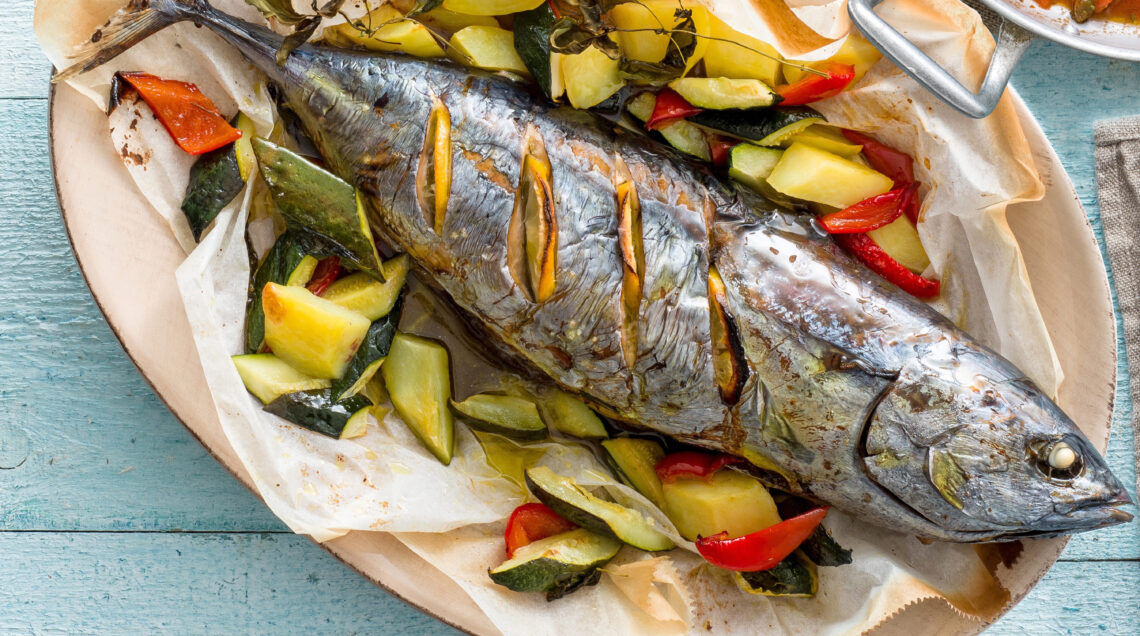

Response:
(0, 532), (459, 634)
(3, 1), (52, 98)
(0, 98), (283, 531)
(0, 532), (1131, 635)
(987, 561), (1140, 635)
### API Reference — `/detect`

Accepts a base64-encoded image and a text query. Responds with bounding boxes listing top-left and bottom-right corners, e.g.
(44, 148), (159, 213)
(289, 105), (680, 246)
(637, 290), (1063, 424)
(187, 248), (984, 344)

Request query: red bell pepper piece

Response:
(775, 63), (855, 106)
(839, 130), (915, 186)
(645, 89), (703, 131)
(833, 232), (940, 298)
(117, 72), (242, 155)
(819, 183), (917, 234)
(306, 256), (342, 296)
(708, 135), (739, 168)
(504, 503), (578, 557)
(695, 507), (828, 571)
(840, 130), (922, 222)
(655, 451), (744, 484)
(706, 135), (743, 169)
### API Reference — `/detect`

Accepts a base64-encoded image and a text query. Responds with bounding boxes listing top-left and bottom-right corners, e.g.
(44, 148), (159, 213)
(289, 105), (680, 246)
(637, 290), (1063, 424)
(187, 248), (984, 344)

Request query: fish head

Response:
(863, 340), (1133, 541)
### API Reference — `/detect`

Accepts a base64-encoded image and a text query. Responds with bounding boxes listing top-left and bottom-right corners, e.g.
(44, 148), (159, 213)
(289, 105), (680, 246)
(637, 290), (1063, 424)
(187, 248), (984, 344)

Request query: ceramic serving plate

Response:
(50, 79), (1117, 635)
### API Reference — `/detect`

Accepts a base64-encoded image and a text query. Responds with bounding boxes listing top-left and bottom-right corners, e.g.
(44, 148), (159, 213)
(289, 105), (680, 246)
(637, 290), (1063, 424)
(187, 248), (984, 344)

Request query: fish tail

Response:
(53, 0), (211, 83)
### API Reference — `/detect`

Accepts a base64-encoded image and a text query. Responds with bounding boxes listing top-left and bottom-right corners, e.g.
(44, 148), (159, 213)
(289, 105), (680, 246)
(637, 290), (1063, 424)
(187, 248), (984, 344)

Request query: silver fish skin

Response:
(62, 0), (1133, 542)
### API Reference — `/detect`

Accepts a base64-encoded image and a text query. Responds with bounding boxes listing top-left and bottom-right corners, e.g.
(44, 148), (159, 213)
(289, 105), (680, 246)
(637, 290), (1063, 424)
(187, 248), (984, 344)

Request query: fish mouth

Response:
(1005, 489), (1135, 540)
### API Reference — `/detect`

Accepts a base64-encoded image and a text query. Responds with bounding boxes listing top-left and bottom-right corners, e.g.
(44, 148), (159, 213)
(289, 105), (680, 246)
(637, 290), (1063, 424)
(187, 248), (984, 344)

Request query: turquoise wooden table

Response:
(2, 0), (1138, 631)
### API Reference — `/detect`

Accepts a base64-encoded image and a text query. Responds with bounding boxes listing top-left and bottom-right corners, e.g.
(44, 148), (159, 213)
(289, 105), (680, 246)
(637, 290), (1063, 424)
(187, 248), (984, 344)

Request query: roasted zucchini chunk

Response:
(264, 389), (371, 439)
(451, 393), (548, 441)
(488, 528), (622, 600)
(733, 551), (818, 597)
(381, 332), (455, 465)
(525, 466), (674, 552)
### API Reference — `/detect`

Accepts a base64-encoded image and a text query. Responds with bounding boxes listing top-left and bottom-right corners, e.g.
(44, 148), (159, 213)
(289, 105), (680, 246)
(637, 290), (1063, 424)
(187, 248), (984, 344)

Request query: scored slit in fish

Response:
(60, 0), (1133, 543)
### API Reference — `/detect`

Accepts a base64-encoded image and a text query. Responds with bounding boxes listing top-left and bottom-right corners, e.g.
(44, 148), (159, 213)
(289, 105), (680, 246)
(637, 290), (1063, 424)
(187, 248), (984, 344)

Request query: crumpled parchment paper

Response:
(37, 0), (1062, 633)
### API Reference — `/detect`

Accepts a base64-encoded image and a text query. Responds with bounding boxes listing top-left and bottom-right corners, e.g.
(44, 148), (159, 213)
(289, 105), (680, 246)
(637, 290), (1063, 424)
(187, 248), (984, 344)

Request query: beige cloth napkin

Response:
(1094, 116), (1140, 495)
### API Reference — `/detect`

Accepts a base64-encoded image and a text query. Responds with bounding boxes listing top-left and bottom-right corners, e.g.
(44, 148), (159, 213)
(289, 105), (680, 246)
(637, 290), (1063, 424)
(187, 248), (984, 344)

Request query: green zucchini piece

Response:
(181, 113), (257, 240)
(489, 528), (621, 600)
(728, 144), (783, 191)
(286, 255), (319, 287)
(601, 438), (666, 508)
(668, 77), (779, 110)
(776, 498), (852, 567)
(658, 119), (711, 161)
(381, 333), (455, 465)
(525, 466), (675, 552)
(451, 393), (547, 441)
(246, 230), (315, 353)
(512, 2), (559, 99)
(800, 525), (853, 567)
(688, 108), (823, 146)
(360, 375), (390, 407)
(330, 294), (403, 400)
(626, 92), (656, 123)
(264, 389), (371, 439)
(232, 353), (332, 404)
(734, 551), (818, 597)
(322, 254), (410, 321)
(252, 137), (385, 281)
(539, 391), (608, 439)
(339, 405), (374, 439)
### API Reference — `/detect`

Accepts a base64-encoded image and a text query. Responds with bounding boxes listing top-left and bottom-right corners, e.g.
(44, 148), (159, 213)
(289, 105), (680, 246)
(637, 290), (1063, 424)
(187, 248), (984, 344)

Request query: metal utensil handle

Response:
(847, 0), (1034, 119)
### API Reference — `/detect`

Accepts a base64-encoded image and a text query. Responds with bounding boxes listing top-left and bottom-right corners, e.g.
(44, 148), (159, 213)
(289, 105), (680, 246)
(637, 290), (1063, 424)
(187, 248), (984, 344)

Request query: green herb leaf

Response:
(312, 0), (348, 18)
(407, 0), (445, 17)
(276, 14), (322, 65)
(246, 0), (308, 25)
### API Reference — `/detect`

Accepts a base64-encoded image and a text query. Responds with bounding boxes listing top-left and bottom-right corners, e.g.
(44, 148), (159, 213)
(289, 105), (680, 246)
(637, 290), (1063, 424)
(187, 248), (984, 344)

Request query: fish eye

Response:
(1031, 438), (1083, 481)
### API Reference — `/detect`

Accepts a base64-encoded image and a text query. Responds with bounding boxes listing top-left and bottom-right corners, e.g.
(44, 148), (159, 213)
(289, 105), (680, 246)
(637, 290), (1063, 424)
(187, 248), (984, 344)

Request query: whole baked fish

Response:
(62, 0), (1132, 542)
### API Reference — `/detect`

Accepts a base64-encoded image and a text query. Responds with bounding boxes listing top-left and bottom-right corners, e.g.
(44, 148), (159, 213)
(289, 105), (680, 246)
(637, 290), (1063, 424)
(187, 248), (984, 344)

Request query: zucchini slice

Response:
(512, 2), (559, 99)
(252, 137), (385, 281)
(329, 295), (402, 400)
(734, 551), (818, 597)
(262, 282), (372, 380)
(525, 466), (675, 551)
(626, 92), (656, 123)
(667, 77), (779, 110)
(321, 254), (410, 321)
(601, 438), (666, 508)
(661, 468), (781, 542)
(381, 333), (455, 465)
(451, 393), (548, 441)
(727, 144), (783, 192)
(181, 112), (256, 240)
(488, 528), (621, 600)
(264, 389), (371, 439)
(658, 119), (711, 162)
(539, 391), (608, 439)
(246, 230), (315, 353)
(339, 405), (374, 439)
(782, 124), (863, 157)
(232, 353), (331, 405)
(688, 107), (822, 146)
